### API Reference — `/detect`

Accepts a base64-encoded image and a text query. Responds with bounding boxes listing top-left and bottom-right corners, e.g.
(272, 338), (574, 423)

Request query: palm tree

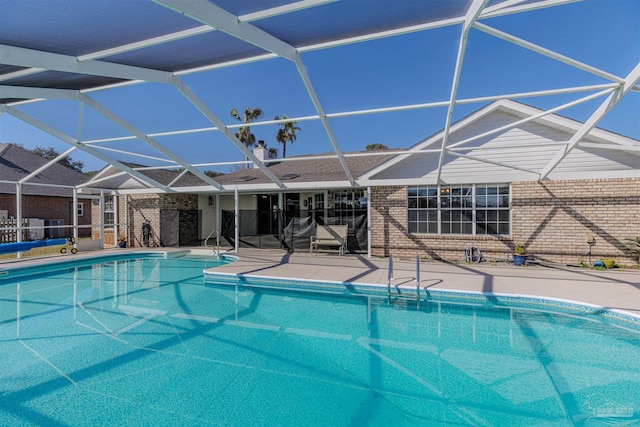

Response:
(267, 146), (279, 159)
(231, 107), (263, 167)
(274, 115), (300, 159)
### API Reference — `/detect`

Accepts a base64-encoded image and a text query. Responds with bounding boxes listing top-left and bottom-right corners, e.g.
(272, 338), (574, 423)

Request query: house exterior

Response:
(0, 143), (92, 241)
(92, 101), (639, 265)
(91, 154), (396, 250)
(86, 165), (203, 247)
(362, 100), (640, 265)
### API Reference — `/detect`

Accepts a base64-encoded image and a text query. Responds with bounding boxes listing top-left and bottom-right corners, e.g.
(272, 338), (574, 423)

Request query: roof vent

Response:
(279, 173), (300, 180)
(234, 176), (256, 182)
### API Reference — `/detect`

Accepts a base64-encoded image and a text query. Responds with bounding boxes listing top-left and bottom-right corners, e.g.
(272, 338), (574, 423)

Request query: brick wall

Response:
(90, 199), (102, 242)
(370, 178), (640, 265)
(126, 194), (161, 247)
(159, 193), (198, 210)
(90, 194), (161, 246)
(92, 193), (199, 247)
(0, 194), (92, 237)
(512, 178), (639, 265)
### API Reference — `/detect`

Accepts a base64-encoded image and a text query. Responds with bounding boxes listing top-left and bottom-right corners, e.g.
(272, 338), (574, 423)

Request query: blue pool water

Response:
(1, 254), (639, 426)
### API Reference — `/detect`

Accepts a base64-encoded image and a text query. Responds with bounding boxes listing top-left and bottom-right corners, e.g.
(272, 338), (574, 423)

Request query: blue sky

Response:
(1, 0), (638, 173)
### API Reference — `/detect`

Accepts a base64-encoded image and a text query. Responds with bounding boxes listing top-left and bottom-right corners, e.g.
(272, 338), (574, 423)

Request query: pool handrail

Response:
(204, 228), (220, 255)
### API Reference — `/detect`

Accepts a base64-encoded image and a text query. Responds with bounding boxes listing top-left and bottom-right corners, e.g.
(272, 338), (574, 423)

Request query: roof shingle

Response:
(0, 143), (90, 196)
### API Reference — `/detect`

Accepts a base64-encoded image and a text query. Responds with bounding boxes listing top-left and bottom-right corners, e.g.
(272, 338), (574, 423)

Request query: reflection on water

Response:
(1, 256), (638, 426)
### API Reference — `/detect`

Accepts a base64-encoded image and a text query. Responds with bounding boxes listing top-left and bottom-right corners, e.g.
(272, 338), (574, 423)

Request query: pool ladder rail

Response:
(204, 229), (221, 256)
(387, 255), (423, 307)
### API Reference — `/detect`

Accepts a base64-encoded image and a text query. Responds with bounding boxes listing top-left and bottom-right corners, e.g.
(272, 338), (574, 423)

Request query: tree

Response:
(204, 170), (224, 178)
(365, 143), (389, 151)
(231, 107), (263, 168)
(30, 145), (84, 172)
(274, 115), (300, 159)
(231, 107), (263, 149)
(267, 146), (279, 159)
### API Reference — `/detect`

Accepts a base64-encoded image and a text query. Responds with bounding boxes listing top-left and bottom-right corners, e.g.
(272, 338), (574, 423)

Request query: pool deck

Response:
(1, 247), (638, 317)
(204, 248), (640, 318)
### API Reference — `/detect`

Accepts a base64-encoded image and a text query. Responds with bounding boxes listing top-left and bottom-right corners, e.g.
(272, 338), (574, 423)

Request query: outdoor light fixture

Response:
(208, 196), (213, 206)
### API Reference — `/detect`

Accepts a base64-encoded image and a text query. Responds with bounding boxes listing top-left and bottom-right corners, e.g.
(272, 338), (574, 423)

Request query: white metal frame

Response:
(0, 0), (637, 198)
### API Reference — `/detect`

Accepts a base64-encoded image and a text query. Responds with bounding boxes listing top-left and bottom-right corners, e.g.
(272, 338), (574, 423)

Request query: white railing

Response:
(204, 229), (219, 255)
(387, 254), (422, 304)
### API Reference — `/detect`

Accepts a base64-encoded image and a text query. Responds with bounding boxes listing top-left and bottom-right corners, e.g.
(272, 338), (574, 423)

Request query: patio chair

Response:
(310, 225), (348, 256)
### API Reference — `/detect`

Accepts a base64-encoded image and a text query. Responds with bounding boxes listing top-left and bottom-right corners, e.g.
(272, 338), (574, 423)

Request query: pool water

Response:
(1, 254), (638, 426)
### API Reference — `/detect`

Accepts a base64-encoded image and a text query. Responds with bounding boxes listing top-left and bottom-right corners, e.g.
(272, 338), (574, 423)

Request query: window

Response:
(104, 195), (114, 227)
(77, 203), (84, 217)
(408, 184), (510, 235)
(475, 184), (510, 235)
(333, 190), (366, 210)
(331, 189), (366, 225)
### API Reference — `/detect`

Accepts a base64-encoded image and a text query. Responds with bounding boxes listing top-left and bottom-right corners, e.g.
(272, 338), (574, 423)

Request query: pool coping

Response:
(201, 248), (640, 321)
(204, 270), (640, 328)
(1, 247), (638, 322)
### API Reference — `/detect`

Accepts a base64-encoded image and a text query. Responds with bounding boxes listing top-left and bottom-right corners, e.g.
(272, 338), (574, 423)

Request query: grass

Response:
(0, 243), (70, 260)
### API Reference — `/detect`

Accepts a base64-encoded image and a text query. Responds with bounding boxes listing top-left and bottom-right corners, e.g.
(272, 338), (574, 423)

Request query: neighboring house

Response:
(0, 143), (92, 240)
(92, 101), (640, 265)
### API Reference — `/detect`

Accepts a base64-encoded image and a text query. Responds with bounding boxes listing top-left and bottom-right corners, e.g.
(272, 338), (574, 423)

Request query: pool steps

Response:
(386, 255), (422, 306)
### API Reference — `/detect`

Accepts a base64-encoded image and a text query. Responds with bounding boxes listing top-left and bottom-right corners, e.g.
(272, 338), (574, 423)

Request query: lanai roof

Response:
(1, 0), (638, 195)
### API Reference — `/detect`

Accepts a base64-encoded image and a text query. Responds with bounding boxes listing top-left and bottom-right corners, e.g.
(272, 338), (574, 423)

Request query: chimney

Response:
(253, 140), (266, 168)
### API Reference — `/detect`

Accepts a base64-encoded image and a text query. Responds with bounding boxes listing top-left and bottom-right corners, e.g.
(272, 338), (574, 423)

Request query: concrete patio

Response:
(1, 247), (638, 317)
(206, 248), (640, 317)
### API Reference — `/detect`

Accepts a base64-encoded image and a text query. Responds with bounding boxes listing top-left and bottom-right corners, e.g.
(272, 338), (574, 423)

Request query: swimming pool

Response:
(1, 253), (638, 426)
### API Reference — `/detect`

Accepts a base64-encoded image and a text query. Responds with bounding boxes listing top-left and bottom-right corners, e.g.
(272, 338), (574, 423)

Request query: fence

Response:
(0, 218), (29, 243)
(220, 208), (368, 253)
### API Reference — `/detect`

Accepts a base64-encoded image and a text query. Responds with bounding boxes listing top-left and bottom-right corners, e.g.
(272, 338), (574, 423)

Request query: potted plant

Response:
(601, 258), (615, 268)
(117, 234), (127, 248)
(513, 244), (527, 266)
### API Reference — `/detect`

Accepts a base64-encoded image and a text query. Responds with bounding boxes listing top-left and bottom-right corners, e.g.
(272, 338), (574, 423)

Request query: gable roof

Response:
(0, 143), (90, 196)
(89, 150), (399, 193)
(86, 97), (640, 194)
(215, 151), (399, 188)
(361, 100), (640, 184)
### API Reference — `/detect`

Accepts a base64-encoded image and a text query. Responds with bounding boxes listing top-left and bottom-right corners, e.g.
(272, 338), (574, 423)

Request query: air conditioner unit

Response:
(27, 218), (45, 240)
(44, 219), (65, 239)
